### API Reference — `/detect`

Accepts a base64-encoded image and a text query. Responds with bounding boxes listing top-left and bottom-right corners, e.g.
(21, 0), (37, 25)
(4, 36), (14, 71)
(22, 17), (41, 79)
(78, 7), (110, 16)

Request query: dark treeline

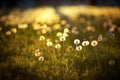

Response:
(0, 0), (119, 8)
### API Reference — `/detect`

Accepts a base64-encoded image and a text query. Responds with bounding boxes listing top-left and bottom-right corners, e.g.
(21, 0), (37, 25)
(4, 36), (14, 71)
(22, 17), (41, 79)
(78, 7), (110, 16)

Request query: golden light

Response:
(34, 7), (60, 24)
(58, 6), (120, 20)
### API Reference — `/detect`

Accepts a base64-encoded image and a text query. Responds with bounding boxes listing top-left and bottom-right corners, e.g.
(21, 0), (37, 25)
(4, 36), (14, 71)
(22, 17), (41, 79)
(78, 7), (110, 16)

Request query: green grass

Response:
(0, 8), (120, 80)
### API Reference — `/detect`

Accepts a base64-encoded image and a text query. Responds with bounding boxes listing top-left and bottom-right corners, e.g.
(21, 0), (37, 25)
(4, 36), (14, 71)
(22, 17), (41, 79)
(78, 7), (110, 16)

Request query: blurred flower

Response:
(108, 59), (115, 66)
(82, 41), (89, 46)
(97, 35), (103, 41)
(18, 23), (28, 29)
(35, 52), (41, 57)
(38, 56), (44, 61)
(76, 45), (82, 51)
(42, 24), (47, 28)
(103, 22), (107, 28)
(86, 21), (91, 25)
(57, 32), (62, 37)
(118, 27), (120, 32)
(54, 39), (59, 43)
(63, 32), (69, 37)
(91, 40), (98, 47)
(72, 27), (79, 35)
(109, 27), (115, 32)
(46, 41), (53, 46)
(61, 20), (67, 25)
(0, 27), (2, 31)
(53, 24), (61, 30)
(6, 31), (11, 35)
(60, 36), (66, 42)
(64, 28), (69, 33)
(46, 39), (50, 42)
(102, 37), (107, 42)
(35, 49), (39, 52)
(86, 26), (95, 32)
(74, 39), (80, 45)
(65, 24), (71, 28)
(11, 28), (17, 33)
(39, 36), (45, 41)
(55, 44), (61, 49)
(46, 27), (52, 33)
(41, 29), (47, 34)
(34, 49), (41, 57)
(32, 23), (41, 30)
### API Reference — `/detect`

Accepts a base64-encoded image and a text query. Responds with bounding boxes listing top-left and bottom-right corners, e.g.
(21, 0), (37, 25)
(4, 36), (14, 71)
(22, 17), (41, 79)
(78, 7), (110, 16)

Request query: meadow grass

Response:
(0, 6), (120, 80)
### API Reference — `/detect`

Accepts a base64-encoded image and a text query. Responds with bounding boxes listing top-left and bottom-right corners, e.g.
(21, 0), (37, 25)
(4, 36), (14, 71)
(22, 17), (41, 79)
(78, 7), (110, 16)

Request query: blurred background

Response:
(0, 0), (120, 9)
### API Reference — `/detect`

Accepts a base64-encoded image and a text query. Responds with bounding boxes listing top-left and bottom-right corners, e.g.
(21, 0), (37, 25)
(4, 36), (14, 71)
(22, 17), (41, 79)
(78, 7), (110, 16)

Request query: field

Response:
(0, 6), (120, 80)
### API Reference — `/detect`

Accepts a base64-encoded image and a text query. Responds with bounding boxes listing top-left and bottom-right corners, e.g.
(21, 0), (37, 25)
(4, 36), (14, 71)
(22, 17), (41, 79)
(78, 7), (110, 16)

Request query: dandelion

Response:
(76, 45), (82, 51)
(60, 36), (66, 42)
(46, 41), (53, 46)
(108, 59), (115, 66)
(86, 26), (92, 31)
(18, 23), (28, 29)
(109, 27), (115, 32)
(63, 32), (69, 37)
(86, 26), (95, 32)
(91, 40), (98, 47)
(41, 29), (47, 34)
(74, 39), (80, 45)
(97, 35), (103, 41)
(11, 28), (17, 33)
(54, 39), (59, 43)
(39, 36), (45, 41)
(64, 28), (69, 33)
(53, 24), (61, 30)
(65, 24), (70, 28)
(82, 41), (89, 46)
(6, 31), (11, 35)
(55, 44), (61, 49)
(35, 52), (41, 57)
(97, 36), (103, 41)
(61, 20), (67, 25)
(38, 56), (44, 61)
(35, 49), (39, 52)
(57, 32), (62, 37)
(72, 27), (79, 35)
(32, 23), (41, 30)
(34, 49), (41, 56)
(46, 39), (50, 42)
